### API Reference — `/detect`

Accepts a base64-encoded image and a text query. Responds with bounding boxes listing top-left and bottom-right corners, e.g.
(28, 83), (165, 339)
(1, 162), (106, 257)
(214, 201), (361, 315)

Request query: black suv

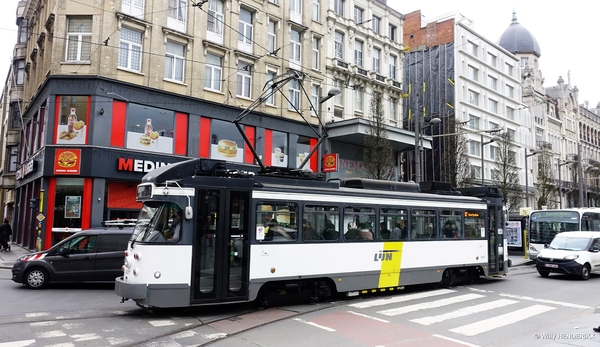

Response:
(12, 223), (134, 289)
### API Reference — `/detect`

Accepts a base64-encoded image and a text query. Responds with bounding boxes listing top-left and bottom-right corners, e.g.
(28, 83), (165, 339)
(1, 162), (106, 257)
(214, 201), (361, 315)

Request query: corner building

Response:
(6, 0), (409, 250)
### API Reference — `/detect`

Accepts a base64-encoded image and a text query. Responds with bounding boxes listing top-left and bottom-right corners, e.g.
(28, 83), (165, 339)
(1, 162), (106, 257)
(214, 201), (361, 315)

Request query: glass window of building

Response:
(119, 27), (143, 71)
(236, 62), (252, 98)
(53, 178), (84, 232)
(334, 31), (344, 60)
(66, 16), (92, 61)
(205, 53), (222, 91)
(207, 0), (224, 36)
(312, 0), (320, 21)
(165, 40), (185, 82)
(312, 36), (320, 70)
(125, 103), (175, 154)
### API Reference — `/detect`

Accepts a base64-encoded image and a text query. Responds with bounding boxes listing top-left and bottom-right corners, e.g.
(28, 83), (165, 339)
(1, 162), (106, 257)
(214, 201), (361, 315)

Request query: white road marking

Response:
(433, 334), (481, 347)
(411, 299), (519, 325)
(0, 340), (36, 347)
(25, 312), (49, 318)
(348, 289), (456, 309)
(36, 331), (67, 338)
(149, 320), (177, 327)
(71, 333), (101, 342)
(378, 293), (485, 316)
(347, 310), (390, 323)
(202, 333), (227, 340)
(499, 293), (590, 309)
(107, 337), (133, 345)
(449, 304), (556, 336)
(30, 321), (56, 327)
(45, 343), (75, 347)
(293, 318), (336, 332)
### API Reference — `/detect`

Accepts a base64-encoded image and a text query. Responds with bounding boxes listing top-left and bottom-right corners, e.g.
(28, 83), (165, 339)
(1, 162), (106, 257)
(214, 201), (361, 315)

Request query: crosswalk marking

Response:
(449, 304), (556, 336)
(411, 299), (519, 325)
(348, 289), (456, 309)
(378, 293), (485, 316)
(499, 293), (590, 309)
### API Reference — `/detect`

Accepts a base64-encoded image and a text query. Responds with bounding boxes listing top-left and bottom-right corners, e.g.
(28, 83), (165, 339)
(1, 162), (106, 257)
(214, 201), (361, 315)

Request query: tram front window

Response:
(134, 203), (183, 243)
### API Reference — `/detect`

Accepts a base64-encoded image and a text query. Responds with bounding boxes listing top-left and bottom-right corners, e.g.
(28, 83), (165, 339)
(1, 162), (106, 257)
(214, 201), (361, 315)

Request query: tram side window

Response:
(380, 208), (408, 240)
(464, 210), (486, 239)
(411, 209), (436, 239)
(441, 210), (462, 239)
(343, 206), (375, 241)
(256, 202), (298, 242)
(303, 205), (339, 241)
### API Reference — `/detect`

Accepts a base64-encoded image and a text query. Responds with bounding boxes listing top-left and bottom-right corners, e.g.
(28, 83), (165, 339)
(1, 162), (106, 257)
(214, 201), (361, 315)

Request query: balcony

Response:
(536, 141), (552, 150)
(356, 67), (367, 76)
(337, 60), (348, 69)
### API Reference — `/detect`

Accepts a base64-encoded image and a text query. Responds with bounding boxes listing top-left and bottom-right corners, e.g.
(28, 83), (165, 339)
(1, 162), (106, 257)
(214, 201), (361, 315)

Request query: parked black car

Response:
(12, 224), (134, 289)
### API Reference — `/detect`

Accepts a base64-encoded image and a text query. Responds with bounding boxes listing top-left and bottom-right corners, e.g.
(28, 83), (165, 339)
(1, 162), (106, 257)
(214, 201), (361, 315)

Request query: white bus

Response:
(115, 158), (508, 309)
(528, 208), (600, 259)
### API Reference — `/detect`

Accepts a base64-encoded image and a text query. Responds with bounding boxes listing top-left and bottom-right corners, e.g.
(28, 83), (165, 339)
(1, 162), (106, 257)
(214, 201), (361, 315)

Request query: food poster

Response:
(271, 147), (288, 167)
(56, 96), (88, 144)
(65, 196), (81, 219)
(296, 152), (311, 168)
(270, 131), (288, 167)
(209, 119), (245, 163)
(125, 117), (174, 154)
(506, 221), (522, 247)
(54, 148), (82, 174)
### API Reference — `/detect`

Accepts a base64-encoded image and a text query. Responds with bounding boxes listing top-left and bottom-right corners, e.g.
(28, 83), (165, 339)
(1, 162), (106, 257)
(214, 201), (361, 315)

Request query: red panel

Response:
(244, 126), (256, 164)
(310, 138), (318, 172)
(174, 112), (188, 155)
(45, 178), (56, 250)
(199, 117), (211, 158)
(53, 96), (60, 144)
(81, 178), (92, 230)
(107, 182), (142, 209)
(110, 100), (127, 147)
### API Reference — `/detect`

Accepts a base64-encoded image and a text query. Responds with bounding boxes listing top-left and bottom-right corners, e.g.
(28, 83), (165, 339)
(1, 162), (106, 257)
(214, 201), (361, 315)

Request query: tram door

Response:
(487, 205), (504, 275)
(191, 188), (250, 304)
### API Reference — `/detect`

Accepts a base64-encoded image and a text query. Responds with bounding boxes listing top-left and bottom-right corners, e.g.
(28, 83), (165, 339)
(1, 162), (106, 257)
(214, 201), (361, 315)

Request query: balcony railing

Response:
(337, 60), (348, 69)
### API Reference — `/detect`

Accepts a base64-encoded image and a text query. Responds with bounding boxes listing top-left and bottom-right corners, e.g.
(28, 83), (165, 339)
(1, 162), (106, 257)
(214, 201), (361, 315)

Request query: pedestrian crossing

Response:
(341, 288), (586, 338)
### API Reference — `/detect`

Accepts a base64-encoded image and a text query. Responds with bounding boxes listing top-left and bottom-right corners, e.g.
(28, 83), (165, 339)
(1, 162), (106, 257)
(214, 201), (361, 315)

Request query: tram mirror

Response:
(185, 206), (193, 220)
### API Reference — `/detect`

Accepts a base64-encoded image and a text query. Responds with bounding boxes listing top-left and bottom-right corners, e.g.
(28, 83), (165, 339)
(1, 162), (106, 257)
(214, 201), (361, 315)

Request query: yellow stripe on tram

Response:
(378, 242), (403, 288)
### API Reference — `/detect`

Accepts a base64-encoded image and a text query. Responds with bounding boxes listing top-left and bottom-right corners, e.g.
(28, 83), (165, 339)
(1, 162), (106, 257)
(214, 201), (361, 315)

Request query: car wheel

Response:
(580, 264), (591, 280)
(25, 268), (49, 289)
(538, 270), (550, 277)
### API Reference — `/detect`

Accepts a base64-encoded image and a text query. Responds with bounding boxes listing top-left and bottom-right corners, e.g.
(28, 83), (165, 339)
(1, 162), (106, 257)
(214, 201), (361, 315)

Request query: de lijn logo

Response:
(374, 250), (398, 261)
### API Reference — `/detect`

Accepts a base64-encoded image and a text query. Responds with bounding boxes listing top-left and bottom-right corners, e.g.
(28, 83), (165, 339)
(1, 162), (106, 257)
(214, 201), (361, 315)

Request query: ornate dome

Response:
(498, 11), (541, 57)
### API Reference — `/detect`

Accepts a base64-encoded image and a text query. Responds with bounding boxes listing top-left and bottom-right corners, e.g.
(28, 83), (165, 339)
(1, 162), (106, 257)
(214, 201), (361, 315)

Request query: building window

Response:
(53, 178), (85, 231)
(312, 0), (320, 21)
(334, 0), (344, 16)
(15, 60), (25, 85)
(266, 69), (277, 106)
(119, 27), (143, 71)
(334, 80), (343, 106)
(389, 24), (397, 42)
(238, 9), (253, 50)
(389, 98), (397, 121)
(354, 6), (363, 24)
(468, 41), (478, 57)
(334, 31), (344, 60)
(489, 121), (499, 131)
(471, 165), (481, 179)
(373, 47), (381, 73)
(165, 41), (184, 82)
(290, 29), (301, 67)
(468, 90), (479, 106)
(6, 146), (18, 172)
(507, 106), (515, 121)
(354, 40), (363, 66)
(268, 19), (277, 54)
(312, 37), (320, 70)
(507, 129), (515, 141)
(311, 84), (319, 117)
(506, 84), (514, 98)
(207, 0), (224, 36)
(468, 115), (479, 130)
(520, 57), (528, 68)
(66, 16), (92, 62)
(354, 88), (363, 112)
(488, 75), (497, 90)
(291, 0), (302, 14)
(288, 78), (300, 110)
(372, 16), (380, 34)
(168, 0), (187, 22)
(488, 99), (498, 114)
(469, 140), (480, 156)
(389, 55), (397, 80)
(17, 19), (28, 43)
(468, 65), (478, 81)
(488, 52), (496, 67)
(489, 146), (496, 161)
(505, 63), (513, 76)
(236, 63), (252, 98)
(122, 0), (144, 19)
(205, 53), (222, 91)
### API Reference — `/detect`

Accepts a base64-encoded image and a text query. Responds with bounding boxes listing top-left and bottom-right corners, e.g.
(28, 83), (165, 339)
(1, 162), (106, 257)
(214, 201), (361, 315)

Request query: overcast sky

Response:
(0, 1), (598, 108)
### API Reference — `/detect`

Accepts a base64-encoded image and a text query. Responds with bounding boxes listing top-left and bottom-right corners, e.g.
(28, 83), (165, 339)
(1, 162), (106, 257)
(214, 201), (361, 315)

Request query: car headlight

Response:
(529, 245), (539, 253)
(564, 254), (579, 260)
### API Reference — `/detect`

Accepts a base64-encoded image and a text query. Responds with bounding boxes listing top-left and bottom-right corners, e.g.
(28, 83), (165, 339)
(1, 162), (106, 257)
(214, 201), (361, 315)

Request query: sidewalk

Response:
(0, 242), (33, 269)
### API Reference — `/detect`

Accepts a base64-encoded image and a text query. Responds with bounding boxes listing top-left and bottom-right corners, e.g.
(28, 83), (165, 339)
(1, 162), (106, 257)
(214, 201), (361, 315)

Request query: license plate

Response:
(545, 264), (558, 268)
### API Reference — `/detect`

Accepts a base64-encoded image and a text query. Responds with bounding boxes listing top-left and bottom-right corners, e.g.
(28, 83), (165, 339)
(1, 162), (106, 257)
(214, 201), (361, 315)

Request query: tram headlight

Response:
(124, 258), (129, 267)
(133, 268), (139, 276)
(154, 271), (161, 279)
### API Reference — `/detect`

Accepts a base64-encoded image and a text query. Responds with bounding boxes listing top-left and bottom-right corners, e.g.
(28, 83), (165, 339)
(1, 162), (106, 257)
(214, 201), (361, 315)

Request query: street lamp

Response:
(557, 159), (574, 209)
(524, 148), (541, 208)
(426, 117), (442, 181)
(316, 87), (341, 173)
(480, 134), (501, 186)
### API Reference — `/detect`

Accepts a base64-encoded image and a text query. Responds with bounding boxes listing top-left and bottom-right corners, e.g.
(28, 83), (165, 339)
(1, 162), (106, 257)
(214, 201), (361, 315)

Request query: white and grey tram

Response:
(116, 158), (508, 309)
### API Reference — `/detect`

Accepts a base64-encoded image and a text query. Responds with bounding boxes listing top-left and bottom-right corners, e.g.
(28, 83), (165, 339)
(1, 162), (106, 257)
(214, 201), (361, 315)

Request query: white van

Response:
(535, 231), (600, 280)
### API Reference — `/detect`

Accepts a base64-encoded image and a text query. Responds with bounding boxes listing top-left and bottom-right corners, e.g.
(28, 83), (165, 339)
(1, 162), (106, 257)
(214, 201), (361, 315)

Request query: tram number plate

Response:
(545, 264), (558, 268)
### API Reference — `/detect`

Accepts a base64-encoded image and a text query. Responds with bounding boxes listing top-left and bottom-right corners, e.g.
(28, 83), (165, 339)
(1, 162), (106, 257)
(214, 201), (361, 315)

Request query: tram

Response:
(115, 158), (508, 309)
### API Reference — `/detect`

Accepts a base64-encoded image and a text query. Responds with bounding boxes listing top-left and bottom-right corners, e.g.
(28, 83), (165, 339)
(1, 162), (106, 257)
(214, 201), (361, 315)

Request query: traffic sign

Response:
(36, 214), (45, 222)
